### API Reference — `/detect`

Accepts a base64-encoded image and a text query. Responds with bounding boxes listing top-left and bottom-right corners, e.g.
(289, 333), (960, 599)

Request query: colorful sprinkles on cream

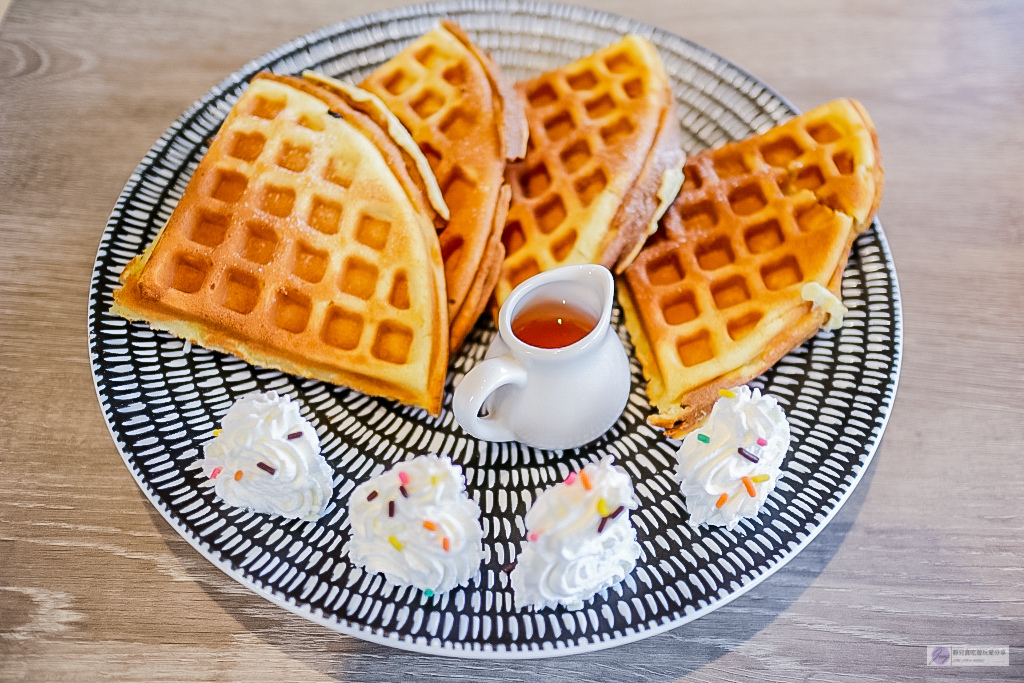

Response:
(201, 391), (334, 522)
(511, 457), (641, 611)
(345, 453), (484, 597)
(674, 385), (791, 530)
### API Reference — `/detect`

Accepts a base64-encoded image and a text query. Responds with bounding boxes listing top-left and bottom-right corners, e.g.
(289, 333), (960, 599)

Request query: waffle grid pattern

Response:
(625, 100), (878, 406)
(501, 37), (667, 293)
(130, 77), (439, 389)
(89, 1), (901, 659)
(360, 25), (508, 352)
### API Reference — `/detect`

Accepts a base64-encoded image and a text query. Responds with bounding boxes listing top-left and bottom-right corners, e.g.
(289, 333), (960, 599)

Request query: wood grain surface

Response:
(2, 0), (1022, 680)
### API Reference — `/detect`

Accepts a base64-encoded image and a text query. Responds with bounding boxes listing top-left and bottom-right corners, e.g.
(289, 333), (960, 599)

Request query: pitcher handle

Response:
(453, 356), (527, 443)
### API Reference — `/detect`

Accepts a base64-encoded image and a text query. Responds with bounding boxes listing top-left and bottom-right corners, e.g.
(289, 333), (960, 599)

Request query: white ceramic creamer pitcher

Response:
(453, 264), (631, 450)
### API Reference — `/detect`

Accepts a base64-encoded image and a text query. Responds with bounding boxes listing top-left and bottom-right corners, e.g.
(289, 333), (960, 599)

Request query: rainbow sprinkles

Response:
(200, 392), (334, 522)
(674, 386), (792, 530)
(510, 457), (641, 611)
(345, 454), (485, 597)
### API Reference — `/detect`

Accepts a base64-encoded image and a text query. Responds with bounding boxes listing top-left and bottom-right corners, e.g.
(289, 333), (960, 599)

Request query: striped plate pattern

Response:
(87, 0), (902, 659)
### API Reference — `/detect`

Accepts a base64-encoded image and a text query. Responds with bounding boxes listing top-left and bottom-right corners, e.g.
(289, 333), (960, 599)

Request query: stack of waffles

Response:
(618, 99), (884, 436)
(112, 23), (531, 416)
(360, 22), (527, 353)
(495, 35), (683, 305)
(113, 73), (450, 414)
(112, 25), (884, 430)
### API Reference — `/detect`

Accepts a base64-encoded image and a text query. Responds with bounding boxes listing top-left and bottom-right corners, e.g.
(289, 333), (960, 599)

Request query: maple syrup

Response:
(512, 299), (597, 349)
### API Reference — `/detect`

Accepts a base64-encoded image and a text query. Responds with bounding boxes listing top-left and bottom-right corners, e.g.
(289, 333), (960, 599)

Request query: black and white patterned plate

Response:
(87, 0), (902, 659)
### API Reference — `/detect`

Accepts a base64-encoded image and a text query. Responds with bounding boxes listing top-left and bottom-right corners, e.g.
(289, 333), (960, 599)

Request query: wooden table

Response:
(2, 0), (1022, 680)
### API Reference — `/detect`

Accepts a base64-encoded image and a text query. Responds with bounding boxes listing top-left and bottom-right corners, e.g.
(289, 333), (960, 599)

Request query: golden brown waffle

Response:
(361, 21), (527, 354)
(495, 35), (681, 305)
(112, 73), (449, 415)
(620, 99), (883, 436)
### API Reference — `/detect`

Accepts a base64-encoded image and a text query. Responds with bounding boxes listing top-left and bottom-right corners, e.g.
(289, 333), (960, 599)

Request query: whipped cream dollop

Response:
(346, 454), (484, 596)
(511, 456), (641, 611)
(674, 386), (791, 530)
(202, 392), (334, 522)
(801, 281), (847, 330)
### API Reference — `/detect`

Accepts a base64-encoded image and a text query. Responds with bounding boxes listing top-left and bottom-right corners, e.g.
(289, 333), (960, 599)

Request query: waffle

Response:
(112, 73), (449, 415)
(495, 35), (682, 306)
(620, 99), (883, 437)
(361, 21), (527, 354)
